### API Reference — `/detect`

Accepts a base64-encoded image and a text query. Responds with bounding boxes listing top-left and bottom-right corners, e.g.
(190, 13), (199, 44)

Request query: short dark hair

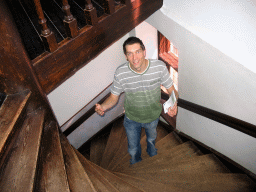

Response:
(123, 37), (145, 54)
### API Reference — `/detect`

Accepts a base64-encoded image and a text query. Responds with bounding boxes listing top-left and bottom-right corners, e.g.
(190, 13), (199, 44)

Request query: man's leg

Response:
(123, 115), (142, 164)
(143, 118), (159, 157)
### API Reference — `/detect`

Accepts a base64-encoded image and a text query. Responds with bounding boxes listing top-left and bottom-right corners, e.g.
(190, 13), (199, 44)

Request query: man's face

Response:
(125, 43), (146, 73)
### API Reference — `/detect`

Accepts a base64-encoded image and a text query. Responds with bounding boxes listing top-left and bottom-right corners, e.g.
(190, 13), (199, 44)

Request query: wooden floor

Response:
(0, 91), (256, 191)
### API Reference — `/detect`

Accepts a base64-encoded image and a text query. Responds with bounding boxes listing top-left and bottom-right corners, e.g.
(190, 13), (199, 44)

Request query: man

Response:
(95, 37), (178, 165)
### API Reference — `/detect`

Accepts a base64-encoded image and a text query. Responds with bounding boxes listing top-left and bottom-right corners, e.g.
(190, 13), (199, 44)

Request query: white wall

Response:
(134, 22), (158, 59)
(146, 0), (256, 174)
(48, 35), (129, 126)
(161, 0), (256, 74)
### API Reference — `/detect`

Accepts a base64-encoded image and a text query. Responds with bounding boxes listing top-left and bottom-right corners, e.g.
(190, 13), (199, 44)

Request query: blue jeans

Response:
(123, 115), (159, 164)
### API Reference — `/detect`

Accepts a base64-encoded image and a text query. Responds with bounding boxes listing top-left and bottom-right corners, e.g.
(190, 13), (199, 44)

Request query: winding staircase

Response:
(1, 0), (256, 191)
(0, 90), (256, 191)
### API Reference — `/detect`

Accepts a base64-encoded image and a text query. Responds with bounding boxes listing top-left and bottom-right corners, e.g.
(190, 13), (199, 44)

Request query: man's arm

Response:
(95, 93), (119, 116)
(166, 85), (179, 117)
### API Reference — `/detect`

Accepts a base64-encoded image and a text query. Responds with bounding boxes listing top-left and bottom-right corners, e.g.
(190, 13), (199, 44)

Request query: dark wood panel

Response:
(0, 0), (57, 121)
(33, 0), (163, 94)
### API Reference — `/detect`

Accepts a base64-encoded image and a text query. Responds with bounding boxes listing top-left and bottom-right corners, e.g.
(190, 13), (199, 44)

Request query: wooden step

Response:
(108, 127), (146, 171)
(87, 159), (144, 192)
(121, 141), (202, 172)
(100, 118), (127, 169)
(107, 129), (128, 170)
(115, 172), (256, 191)
(112, 124), (169, 171)
(74, 147), (120, 192)
(114, 172), (193, 192)
(142, 131), (183, 157)
(34, 121), (70, 192)
(121, 154), (230, 175)
(90, 132), (109, 165)
(0, 107), (45, 192)
(60, 133), (96, 192)
(0, 90), (31, 161)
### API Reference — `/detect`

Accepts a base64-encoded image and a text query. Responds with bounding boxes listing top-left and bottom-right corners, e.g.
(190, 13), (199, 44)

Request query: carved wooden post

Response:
(84, 0), (98, 26)
(103, 0), (115, 15)
(119, 0), (130, 6)
(33, 0), (58, 52)
(62, 0), (78, 38)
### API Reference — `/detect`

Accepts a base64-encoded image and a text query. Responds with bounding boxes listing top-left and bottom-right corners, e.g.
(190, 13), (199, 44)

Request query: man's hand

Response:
(95, 103), (105, 116)
(167, 102), (177, 117)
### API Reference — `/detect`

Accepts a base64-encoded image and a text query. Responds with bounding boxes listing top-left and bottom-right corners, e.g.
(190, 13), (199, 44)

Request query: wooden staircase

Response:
(0, 94), (256, 192)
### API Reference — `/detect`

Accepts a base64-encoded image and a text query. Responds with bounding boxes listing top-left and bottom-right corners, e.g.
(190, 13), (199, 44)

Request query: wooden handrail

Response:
(62, 0), (78, 38)
(162, 91), (256, 139)
(33, 0), (58, 52)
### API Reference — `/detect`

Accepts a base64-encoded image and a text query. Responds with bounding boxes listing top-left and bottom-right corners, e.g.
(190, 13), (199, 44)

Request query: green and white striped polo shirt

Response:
(111, 59), (173, 123)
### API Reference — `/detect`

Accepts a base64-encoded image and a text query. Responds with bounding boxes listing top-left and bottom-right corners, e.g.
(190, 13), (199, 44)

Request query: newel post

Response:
(33, 0), (58, 52)
(84, 0), (98, 26)
(62, 0), (78, 38)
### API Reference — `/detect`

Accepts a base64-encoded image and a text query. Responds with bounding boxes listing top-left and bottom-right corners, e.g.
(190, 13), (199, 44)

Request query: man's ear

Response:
(143, 50), (146, 57)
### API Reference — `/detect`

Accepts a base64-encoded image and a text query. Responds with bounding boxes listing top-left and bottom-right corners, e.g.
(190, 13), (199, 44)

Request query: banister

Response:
(102, 0), (115, 15)
(84, 0), (98, 26)
(33, 0), (58, 52)
(62, 0), (79, 38)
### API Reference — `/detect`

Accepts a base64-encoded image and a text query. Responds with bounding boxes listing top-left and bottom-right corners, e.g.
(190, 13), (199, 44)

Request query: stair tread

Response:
(100, 118), (126, 169)
(122, 141), (202, 172)
(114, 172), (256, 191)
(121, 154), (230, 175)
(107, 129), (128, 170)
(0, 90), (31, 155)
(112, 124), (169, 171)
(109, 128), (146, 171)
(0, 107), (45, 192)
(87, 159), (144, 191)
(90, 132), (109, 165)
(35, 121), (70, 192)
(60, 133), (97, 192)
(114, 172), (193, 192)
(143, 131), (183, 157)
(74, 147), (120, 192)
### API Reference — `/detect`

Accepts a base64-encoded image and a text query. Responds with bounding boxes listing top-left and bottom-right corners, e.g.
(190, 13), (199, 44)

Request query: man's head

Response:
(123, 37), (145, 55)
(123, 37), (147, 73)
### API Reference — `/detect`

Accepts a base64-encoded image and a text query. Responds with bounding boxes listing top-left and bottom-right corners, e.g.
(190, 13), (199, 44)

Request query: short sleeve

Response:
(111, 73), (124, 96)
(161, 65), (173, 89)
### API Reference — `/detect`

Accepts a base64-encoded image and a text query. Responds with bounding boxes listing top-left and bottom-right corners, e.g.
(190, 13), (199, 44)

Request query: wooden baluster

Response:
(103, 0), (115, 15)
(84, 0), (98, 26)
(33, 0), (58, 52)
(62, 0), (78, 38)
(120, 0), (130, 6)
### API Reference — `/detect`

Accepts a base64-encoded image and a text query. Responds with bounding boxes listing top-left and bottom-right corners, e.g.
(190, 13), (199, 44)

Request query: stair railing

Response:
(33, 0), (58, 52)
(84, 0), (98, 26)
(62, 0), (79, 38)
(29, 0), (127, 55)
